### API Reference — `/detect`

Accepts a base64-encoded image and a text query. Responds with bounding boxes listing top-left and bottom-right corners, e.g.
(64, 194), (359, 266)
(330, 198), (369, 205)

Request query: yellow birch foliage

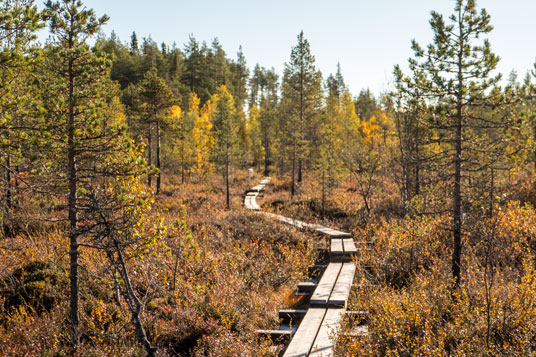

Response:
(248, 104), (264, 165)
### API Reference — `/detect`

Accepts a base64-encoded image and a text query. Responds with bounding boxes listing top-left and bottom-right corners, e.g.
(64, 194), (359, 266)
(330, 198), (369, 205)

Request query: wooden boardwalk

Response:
(244, 178), (358, 356)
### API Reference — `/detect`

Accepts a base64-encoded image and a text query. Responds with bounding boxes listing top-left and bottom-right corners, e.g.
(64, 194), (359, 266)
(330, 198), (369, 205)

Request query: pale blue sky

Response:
(39, 0), (536, 96)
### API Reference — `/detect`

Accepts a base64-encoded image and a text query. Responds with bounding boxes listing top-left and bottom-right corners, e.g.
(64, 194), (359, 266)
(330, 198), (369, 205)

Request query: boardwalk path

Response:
(244, 178), (357, 356)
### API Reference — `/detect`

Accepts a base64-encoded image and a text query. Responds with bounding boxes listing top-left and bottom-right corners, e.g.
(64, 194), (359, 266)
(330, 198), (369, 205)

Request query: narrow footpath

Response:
(244, 178), (358, 356)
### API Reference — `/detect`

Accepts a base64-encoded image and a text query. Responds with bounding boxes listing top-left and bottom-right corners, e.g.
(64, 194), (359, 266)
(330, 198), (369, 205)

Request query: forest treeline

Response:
(3, 0), (536, 355)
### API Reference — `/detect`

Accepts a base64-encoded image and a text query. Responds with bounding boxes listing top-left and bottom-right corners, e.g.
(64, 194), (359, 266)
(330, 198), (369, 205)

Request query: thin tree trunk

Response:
(291, 141), (296, 198)
(321, 168), (326, 214)
(5, 153), (11, 209)
(113, 241), (156, 356)
(181, 147), (185, 184)
(298, 67), (304, 184)
(452, 109), (462, 289)
(147, 125), (152, 188)
(225, 147), (230, 209)
(68, 48), (80, 349)
(264, 140), (270, 177)
(452, 15), (464, 290)
(156, 121), (161, 194)
(489, 168), (494, 218)
(172, 253), (179, 291)
(414, 164), (420, 196)
(401, 162), (408, 215)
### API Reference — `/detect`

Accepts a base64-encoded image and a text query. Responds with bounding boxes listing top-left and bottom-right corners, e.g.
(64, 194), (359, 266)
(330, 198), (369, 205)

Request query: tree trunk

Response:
(5, 153), (11, 209)
(291, 141), (296, 198)
(113, 242), (156, 356)
(414, 164), (420, 196)
(298, 159), (303, 183)
(401, 162), (408, 215)
(156, 121), (161, 194)
(68, 51), (80, 349)
(321, 168), (326, 214)
(489, 168), (494, 218)
(225, 147), (230, 210)
(452, 109), (462, 289)
(181, 147), (185, 184)
(452, 18), (464, 290)
(147, 126), (152, 188)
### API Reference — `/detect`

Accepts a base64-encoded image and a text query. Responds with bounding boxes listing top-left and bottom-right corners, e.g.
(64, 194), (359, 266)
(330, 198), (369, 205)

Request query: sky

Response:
(38, 0), (536, 97)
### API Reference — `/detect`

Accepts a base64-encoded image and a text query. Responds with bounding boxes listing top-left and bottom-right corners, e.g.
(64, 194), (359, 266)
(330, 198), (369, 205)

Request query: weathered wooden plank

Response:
(329, 263), (356, 308)
(297, 281), (318, 294)
(342, 238), (357, 255)
(283, 308), (326, 357)
(309, 308), (344, 357)
(279, 309), (308, 323)
(310, 263), (342, 307)
(245, 192), (261, 210)
(247, 184), (265, 192)
(330, 239), (344, 256)
(244, 195), (260, 210)
(256, 329), (293, 343)
(315, 226), (352, 238)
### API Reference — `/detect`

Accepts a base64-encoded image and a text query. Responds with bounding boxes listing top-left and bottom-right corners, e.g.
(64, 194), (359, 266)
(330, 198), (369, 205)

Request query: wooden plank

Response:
(342, 238), (357, 255)
(310, 263), (342, 307)
(244, 196), (254, 209)
(256, 329), (293, 343)
(262, 213), (352, 241)
(330, 239), (344, 256)
(279, 309), (308, 323)
(244, 195), (260, 210)
(315, 225), (352, 238)
(309, 308), (344, 357)
(248, 184), (265, 192)
(297, 281), (317, 293)
(283, 308), (326, 357)
(329, 263), (356, 308)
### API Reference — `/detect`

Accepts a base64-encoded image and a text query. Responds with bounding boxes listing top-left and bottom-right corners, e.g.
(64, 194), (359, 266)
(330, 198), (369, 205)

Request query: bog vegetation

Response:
(1, 0), (536, 355)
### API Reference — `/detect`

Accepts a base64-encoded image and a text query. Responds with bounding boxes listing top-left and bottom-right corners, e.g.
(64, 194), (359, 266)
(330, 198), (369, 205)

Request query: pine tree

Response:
(355, 89), (378, 122)
(230, 45), (249, 112)
(326, 63), (346, 99)
(169, 100), (195, 184)
(405, 0), (508, 289)
(249, 64), (265, 109)
(211, 85), (239, 209)
(280, 31), (322, 196)
(138, 68), (175, 194)
(258, 68), (279, 176)
(42, 0), (111, 347)
(316, 82), (345, 212)
(130, 31), (139, 54)
(0, 0), (43, 223)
